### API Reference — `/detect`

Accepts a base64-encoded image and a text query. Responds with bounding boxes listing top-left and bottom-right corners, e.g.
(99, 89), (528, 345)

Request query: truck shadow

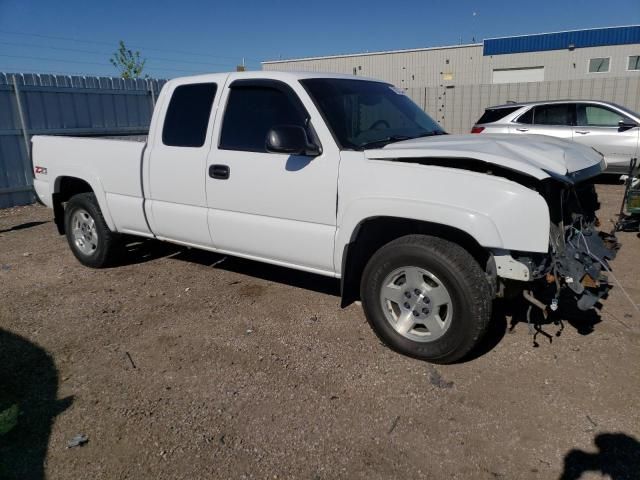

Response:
(560, 432), (640, 480)
(465, 295), (604, 361)
(0, 328), (72, 480)
(118, 239), (340, 296)
(117, 238), (183, 266)
(172, 247), (341, 297)
(507, 293), (603, 337)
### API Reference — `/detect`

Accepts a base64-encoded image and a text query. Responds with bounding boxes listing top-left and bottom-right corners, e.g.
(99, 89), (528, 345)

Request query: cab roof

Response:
(168, 70), (385, 87)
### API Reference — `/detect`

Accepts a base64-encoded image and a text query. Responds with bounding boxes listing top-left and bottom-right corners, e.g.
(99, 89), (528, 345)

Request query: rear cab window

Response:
(476, 107), (520, 124)
(162, 83), (217, 147)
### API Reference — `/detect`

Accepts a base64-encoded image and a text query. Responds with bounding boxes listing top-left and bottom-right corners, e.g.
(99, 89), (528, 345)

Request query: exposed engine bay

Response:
(513, 179), (619, 314)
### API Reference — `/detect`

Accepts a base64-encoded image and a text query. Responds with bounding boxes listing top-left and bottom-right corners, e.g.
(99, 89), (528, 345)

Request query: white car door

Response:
(145, 80), (222, 247)
(205, 77), (340, 275)
(572, 103), (640, 173)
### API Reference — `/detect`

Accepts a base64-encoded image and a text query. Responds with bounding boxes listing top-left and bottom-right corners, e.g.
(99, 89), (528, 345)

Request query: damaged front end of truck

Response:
(510, 164), (620, 318)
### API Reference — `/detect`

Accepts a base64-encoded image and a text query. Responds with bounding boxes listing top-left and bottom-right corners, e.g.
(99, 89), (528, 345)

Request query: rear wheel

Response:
(360, 234), (492, 364)
(64, 192), (121, 268)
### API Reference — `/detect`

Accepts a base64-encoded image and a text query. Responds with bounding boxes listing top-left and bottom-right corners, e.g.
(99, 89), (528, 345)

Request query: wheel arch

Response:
(339, 216), (491, 307)
(52, 175), (115, 234)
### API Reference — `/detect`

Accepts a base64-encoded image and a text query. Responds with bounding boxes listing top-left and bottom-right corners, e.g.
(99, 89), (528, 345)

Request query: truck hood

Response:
(364, 133), (605, 181)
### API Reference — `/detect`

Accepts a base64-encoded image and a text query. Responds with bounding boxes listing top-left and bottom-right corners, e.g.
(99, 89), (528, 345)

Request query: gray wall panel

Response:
(415, 77), (640, 134)
(0, 72), (165, 209)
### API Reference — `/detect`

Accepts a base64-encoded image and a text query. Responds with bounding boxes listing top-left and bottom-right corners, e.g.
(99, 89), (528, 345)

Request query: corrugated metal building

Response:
(262, 26), (640, 88)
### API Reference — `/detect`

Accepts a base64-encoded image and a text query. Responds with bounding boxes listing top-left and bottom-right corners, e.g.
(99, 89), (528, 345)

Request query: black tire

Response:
(64, 192), (121, 268)
(360, 234), (492, 364)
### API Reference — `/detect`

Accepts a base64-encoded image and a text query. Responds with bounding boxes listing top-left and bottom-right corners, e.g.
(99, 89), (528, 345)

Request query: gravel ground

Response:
(0, 183), (639, 480)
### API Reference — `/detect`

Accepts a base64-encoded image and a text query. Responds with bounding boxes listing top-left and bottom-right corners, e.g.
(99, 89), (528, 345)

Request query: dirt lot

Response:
(1, 183), (639, 480)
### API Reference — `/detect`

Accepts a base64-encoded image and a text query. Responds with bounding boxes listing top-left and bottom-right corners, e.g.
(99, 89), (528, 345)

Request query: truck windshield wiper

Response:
(359, 131), (448, 149)
(358, 135), (412, 150)
(410, 130), (447, 139)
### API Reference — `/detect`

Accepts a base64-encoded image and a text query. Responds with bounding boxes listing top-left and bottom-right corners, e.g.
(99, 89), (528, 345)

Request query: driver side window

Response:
(219, 85), (306, 153)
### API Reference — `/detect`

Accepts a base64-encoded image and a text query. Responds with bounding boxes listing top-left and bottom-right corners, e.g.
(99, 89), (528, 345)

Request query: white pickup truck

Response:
(32, 71), (617, 363)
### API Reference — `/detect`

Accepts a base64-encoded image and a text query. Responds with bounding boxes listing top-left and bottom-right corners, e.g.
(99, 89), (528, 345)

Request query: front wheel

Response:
(64, 192), (121, 268)
(360, 235), (492, 364)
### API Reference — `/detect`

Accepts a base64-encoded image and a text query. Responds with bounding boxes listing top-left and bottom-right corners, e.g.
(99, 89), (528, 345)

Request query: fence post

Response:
(12, 75), (31, 160)
(148, 79), (156, 114)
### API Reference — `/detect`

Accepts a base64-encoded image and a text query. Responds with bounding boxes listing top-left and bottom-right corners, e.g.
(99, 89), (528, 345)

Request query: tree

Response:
(110, 41), (146, 79)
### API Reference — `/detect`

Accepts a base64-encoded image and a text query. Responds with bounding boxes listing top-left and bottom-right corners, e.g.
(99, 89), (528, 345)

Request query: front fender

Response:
(334, 179), (550, 274)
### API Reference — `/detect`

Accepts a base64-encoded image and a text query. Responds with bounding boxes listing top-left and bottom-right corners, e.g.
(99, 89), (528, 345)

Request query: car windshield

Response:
(301, 78), (445, 150)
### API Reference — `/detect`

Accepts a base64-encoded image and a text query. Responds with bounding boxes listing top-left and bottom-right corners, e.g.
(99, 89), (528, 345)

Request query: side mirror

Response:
(619, 120), (638, 131)
(265, 125), (321, 156)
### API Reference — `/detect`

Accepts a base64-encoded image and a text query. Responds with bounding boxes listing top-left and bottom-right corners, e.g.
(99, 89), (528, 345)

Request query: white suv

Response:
(472, 100), (640, 174)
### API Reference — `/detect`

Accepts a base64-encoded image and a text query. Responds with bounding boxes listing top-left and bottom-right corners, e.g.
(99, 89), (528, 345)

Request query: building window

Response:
(629, 56), (640, 71)
(492, 66), (544, 84)
(588, 57), (610, 73)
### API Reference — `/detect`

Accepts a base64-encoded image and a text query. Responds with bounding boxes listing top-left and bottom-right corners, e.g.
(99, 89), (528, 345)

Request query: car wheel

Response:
(360, 234), (492, 364)
(64, 192), (121, 268)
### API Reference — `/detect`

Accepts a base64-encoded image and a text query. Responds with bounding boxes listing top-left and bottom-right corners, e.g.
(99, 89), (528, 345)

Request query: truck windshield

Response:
(301, 78), (445, 150)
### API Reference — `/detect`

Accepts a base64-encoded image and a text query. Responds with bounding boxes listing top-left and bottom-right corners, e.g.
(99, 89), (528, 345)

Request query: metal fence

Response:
(408, 76), (640, 134)
(0, 73), (165, 209)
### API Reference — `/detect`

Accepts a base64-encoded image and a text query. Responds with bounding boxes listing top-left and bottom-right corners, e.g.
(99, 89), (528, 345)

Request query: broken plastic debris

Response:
(67, 433), (89, 448)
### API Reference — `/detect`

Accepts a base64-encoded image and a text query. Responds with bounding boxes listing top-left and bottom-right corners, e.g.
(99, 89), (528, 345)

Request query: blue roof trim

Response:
(484, 26), (640, 56)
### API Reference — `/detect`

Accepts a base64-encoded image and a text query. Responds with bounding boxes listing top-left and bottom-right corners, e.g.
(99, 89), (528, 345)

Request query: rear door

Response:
(204, 77), (340, 275)
(145, 81), (221, 247)
(510, 103), (574, 139)
(572, 103), (640, 172)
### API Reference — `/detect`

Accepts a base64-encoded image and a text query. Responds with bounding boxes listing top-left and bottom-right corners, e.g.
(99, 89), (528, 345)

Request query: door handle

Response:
(516, 128), (529, 132)
(209, 164), (230, 180)
(575, 130), (590, 135)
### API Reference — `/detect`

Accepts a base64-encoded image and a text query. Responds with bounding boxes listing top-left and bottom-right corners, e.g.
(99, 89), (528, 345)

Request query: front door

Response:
(205, 78), (339, 275)
(572, 103), (640, 172)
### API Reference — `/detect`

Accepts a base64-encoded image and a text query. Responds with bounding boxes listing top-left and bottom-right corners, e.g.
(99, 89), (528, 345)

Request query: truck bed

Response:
(32, 135), (151, 236)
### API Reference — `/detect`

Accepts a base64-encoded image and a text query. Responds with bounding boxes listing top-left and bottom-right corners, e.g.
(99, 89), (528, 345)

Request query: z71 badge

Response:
(34, 166), (47, 175)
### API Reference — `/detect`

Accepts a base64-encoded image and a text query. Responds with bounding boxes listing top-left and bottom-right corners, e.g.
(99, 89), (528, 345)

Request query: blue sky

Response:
(0, 0), (638, 78)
